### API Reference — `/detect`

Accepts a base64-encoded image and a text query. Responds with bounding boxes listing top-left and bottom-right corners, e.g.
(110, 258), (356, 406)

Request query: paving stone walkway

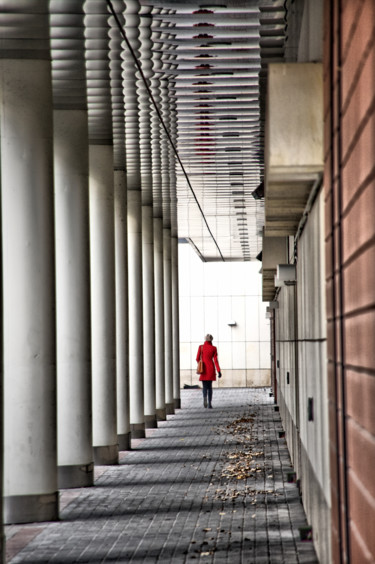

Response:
(6, 388), (318, 563)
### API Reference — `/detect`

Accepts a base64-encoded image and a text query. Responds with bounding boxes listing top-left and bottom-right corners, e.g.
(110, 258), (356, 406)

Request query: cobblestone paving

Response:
(6, 388), (318, 563)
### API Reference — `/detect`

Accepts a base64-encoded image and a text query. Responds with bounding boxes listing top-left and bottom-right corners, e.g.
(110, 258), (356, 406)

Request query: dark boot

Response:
(208, 388), (213, 408)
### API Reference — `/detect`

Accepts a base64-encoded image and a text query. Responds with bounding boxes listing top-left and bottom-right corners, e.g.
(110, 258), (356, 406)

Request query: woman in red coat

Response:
(196, 334), (222, 408)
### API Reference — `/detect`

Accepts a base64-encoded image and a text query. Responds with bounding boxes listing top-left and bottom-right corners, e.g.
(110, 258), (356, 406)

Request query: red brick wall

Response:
(324, 1), (375, 562)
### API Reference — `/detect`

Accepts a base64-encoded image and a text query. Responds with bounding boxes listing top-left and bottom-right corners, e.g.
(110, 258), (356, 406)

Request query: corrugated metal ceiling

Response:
(139, 0), (286, 261)
(48, 0), (286, 262)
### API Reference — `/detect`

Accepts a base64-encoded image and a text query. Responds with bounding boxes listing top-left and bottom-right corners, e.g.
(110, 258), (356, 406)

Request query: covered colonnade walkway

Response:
(1, 1), (375, 564)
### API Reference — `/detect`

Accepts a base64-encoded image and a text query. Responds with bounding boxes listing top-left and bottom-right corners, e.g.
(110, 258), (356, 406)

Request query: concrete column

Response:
(143, 205), (156, 428)
(163, 228), (174, 415)
(140, 9), (156, 429)
(124, 1), (145, 439)
(114, 169), (130, 451)
(2, 59), (58, 523)
(171, 236), (181, 409)
(154, 218), (166, 420)
(159, 67), (174, 415)
(168, 75), (180, 410)
(150, 27), (166, 422)
(54, 110), (93, 487)
(107, 2), (129, 450)
(89, 145), (118, 465)
(128, 190), (144, 437)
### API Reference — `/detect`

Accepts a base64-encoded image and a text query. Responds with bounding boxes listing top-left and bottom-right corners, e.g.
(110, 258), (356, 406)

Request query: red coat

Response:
(196, 341), (221, 381)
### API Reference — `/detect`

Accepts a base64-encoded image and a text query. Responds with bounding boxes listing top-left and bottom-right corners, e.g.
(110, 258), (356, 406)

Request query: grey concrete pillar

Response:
(163, 228), (174, 415)
(143, 205), (156, 428)
(54, 109), (93, 487)
(127, 190), (145, 438)
(150, 28), (166, 422)
(114, 169), (130, 451)
(154, 218), (166, 420)
(2, 58), (58, 524)
(89, 145), (118, 465)
(140, 9), (156, 429)
(124, 1), (145, 439)
(171, 236), (181, 409)
(159, 64), (174, 416)
(107, 2), (129, 450)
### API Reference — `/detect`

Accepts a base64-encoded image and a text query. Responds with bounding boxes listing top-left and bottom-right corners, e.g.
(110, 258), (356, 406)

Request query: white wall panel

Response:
(179, 296), (191, 341)
(190, 265), (205, 296)
(180, 342), (191, 368)
(204, 263), (220, 297)
(217, 297), (233, 342)
(246, 342), (260, 367)
(245, 296), (260, 340)
(259, 341), (271, 369)
(245, 264), (262, 295)
(232, 341), (246, 368)
(204, 297), (219, 338)
(231, 296), (247, 340)
(218, 341), (232, 368)
(190, 297), (205, 342)
(231, 263), (247, 295)
(217, 266), (232, 296)
(178, 244), (191, 297)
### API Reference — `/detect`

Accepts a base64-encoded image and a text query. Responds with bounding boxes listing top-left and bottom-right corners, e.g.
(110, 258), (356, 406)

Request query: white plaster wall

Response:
(275, 190), (330, 563)
(297, 192), (330, 502)
(179, 242), (271, 387)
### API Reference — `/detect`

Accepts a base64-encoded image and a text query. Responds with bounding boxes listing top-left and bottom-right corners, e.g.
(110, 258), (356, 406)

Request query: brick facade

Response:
(324, 1), (375, 561)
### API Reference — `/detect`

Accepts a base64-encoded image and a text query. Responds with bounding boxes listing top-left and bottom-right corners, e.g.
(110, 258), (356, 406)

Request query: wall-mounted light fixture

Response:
(227, 320), (236, 326)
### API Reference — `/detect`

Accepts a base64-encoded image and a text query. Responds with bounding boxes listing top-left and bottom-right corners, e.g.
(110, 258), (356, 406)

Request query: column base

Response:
(156, 408), (166, 421)
(118, 433), (131, 451)
(130, 422), (145, 439)
(4, 492), (58, 525)
(58, 462), (94, 489)
(93, 444), (118, 465)
(174, 398), (181, 409)
(0, 530), (4, 564)
(144, 415), (157, 429)
(165, 402), (175, 415)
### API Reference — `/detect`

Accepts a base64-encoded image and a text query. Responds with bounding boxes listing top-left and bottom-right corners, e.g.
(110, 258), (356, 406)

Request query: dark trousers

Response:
(202, 381), (213, 404)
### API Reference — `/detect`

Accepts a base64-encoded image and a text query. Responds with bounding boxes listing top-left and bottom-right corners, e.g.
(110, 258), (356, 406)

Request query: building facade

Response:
(267, 2), (375, 563)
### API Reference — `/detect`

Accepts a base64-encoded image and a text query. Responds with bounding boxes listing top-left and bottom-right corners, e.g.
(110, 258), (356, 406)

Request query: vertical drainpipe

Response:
(336, 0), (350, 559)
(329, 1), (342, 557)
(329, 1), (346, 560)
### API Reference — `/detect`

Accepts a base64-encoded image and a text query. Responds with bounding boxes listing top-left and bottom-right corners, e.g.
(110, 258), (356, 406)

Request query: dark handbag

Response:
(196, 346), (204, 374)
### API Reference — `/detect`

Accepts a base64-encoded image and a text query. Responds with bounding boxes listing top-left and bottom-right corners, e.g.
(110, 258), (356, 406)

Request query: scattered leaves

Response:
(206, 413), (279, 505)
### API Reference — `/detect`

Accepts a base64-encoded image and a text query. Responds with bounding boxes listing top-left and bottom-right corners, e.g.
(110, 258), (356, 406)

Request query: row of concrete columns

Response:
(1, 32), (180, 525)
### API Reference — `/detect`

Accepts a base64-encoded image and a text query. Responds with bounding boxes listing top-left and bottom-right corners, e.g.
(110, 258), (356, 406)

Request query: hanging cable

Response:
(106, 0), (225, 261)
